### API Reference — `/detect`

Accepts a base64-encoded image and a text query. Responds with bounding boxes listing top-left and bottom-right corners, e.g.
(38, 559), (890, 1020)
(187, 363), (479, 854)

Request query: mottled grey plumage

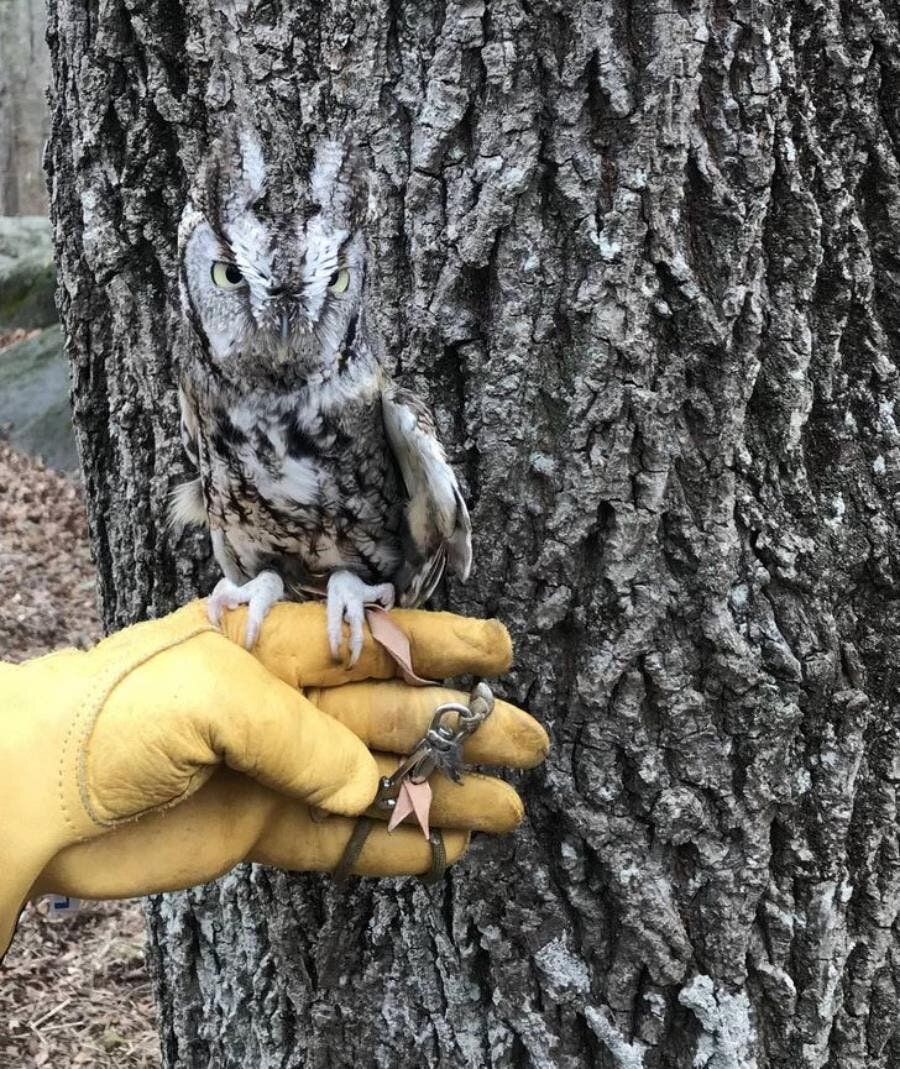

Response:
(172, 129), (471, 658)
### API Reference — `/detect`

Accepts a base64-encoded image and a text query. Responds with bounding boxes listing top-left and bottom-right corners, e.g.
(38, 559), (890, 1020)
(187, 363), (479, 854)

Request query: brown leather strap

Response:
(333, 821), (448, 885)
(420, 831), (447, 885)
(365, 607), (436, 687)
(333, 817), (375, 882)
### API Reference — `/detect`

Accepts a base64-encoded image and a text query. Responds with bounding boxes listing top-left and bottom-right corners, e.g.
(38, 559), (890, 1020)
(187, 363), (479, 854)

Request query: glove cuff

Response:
(4, 602), (216, 850)
(53, 602), (217, 836)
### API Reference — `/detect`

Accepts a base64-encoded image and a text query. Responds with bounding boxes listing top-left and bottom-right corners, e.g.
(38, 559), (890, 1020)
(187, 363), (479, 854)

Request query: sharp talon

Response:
(326, 571), (397, 667)
(348, 627), (363, 666)
(206, 572), (284, 646)
(328, 631), (342, 661)
(371, 583), (395, 610)
(207, 579), (235, 626)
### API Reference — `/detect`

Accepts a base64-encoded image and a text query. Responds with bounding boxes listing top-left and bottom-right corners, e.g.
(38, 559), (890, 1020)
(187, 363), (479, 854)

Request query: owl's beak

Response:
(279, 311), (290, 342)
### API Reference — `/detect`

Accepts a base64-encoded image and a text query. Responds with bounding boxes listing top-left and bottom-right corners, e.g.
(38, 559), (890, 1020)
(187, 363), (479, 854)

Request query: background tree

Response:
(0, 0), (49, 215)
(45, 0), (900, 1065)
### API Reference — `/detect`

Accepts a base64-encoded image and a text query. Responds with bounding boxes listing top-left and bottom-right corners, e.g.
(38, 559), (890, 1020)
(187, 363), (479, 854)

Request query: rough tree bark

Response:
(46, 0), (900, 1066)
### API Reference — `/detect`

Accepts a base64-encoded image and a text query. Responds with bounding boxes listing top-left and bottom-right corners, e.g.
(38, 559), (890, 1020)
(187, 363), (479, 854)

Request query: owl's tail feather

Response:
(397, 547), (447, 609)
(167, 478), (208, 532)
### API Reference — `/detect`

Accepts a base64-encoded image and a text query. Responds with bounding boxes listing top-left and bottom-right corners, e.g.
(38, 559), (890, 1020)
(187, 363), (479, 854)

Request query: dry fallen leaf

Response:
(0, 439), (158, 1067)
(0, 438), (102, 662)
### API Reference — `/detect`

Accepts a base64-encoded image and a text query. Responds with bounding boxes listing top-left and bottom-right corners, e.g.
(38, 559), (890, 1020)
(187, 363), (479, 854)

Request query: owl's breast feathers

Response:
(173, 371), (471, 607)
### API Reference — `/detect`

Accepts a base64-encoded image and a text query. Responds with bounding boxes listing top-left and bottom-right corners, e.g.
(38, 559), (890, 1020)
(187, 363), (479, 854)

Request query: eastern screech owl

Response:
(171, 129), (471, 662)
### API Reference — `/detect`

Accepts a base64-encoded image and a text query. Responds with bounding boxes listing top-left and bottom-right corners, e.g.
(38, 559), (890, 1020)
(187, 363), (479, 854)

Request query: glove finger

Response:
(90, 634), (379, 822)
(216, 688), (378, 812)
(255, 806), (469, 877)
(217, 602), (512, 687)
(309, 681), (549, 769)
(37, 771), (273, 899)
(200, 656), (380, 816)
(365, 753), (524, 833)
(36, 771), (470, 898)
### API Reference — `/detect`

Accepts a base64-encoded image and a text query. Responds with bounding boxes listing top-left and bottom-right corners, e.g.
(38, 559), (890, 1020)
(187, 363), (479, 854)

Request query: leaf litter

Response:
(0, 435), (159, 1067)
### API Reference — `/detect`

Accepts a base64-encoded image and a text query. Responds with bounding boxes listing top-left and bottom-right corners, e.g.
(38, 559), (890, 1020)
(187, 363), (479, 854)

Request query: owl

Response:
(171, 130), (471, 661)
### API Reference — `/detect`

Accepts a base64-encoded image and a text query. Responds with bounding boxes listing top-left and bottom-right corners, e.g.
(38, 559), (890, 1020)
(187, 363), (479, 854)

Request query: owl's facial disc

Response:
(182, 213), (364, 375)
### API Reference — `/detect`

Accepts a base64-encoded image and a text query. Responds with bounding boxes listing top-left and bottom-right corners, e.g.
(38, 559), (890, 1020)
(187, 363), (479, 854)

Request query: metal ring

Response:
(429, 702), (470, 730)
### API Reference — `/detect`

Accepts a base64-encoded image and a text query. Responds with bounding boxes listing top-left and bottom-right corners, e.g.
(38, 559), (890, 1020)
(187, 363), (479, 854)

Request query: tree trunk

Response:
(46, 0), (900, 1065)
(0, 0), (50, 215)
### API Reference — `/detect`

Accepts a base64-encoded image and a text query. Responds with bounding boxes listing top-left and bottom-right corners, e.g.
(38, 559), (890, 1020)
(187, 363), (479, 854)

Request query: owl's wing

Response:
(168, 385), (209, 531)
(381, 381), (472, 607)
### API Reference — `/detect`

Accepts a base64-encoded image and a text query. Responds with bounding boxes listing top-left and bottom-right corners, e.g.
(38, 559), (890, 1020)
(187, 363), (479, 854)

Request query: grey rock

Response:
(0, 325), (75, 470)
(0, 216), (57, 330)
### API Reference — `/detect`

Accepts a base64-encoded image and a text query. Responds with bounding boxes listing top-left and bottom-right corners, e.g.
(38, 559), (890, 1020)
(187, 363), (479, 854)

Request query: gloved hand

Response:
(0, 600), (548, 959)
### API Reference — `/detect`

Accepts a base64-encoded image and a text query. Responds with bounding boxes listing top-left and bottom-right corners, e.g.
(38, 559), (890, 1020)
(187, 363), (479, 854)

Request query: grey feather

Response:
(381, 383), (472, 605)
(167, 477), (208, 532)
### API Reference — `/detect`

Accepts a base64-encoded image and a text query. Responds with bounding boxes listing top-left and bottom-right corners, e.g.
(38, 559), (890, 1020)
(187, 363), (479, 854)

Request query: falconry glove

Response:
(0, 600), (548, 959)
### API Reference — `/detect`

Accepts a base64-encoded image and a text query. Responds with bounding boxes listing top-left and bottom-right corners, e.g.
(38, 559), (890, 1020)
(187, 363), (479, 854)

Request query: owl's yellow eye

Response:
(211, 261), (246, 290)
(328, 268), (350, 295)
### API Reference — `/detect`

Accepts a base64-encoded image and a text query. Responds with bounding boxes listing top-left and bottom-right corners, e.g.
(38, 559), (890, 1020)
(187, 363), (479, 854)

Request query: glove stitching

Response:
(58, 621), (217, 836)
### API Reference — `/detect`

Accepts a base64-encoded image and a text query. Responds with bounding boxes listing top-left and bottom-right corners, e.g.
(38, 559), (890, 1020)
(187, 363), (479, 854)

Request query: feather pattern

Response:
(381, 383), (472, 606)
(172, 361), (471, 608)
(173, 130), (472, 629)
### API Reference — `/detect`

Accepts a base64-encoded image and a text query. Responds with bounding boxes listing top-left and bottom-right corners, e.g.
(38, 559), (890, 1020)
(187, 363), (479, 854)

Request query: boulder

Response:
(0, 216), (57, 329)
(0, 325), (77, 471)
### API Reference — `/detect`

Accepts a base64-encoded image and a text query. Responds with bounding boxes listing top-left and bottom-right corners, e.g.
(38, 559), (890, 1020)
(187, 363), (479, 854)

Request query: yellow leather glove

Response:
(0, 601), (548, 959)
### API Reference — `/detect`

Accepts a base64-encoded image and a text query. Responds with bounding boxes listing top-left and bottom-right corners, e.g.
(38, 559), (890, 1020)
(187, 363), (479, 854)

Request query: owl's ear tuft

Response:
(310, 134), (368, 228)
(191, 123), (269, 223)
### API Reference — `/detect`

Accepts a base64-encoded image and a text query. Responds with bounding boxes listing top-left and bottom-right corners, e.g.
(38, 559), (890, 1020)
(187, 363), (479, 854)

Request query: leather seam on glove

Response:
(62, 620), (216, 835)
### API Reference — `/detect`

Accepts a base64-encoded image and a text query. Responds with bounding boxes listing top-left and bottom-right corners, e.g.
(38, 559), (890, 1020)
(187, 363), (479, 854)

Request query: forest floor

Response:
(0, 434), (159, 1067)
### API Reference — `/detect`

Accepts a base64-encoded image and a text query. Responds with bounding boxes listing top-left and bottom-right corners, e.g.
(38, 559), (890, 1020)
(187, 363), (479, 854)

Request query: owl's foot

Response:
(327, 571), (395, 666)
(207, 571), (285, 650)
